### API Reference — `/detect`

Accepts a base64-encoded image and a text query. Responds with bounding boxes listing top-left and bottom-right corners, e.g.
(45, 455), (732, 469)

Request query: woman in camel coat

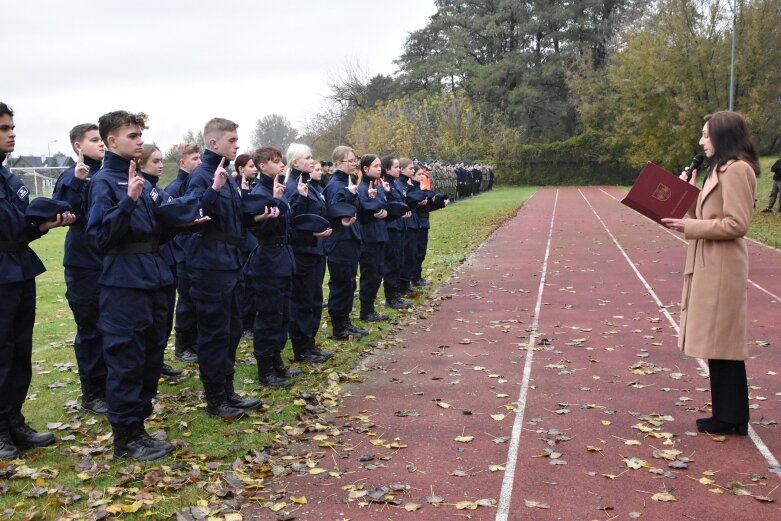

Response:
(662, 110), (759, 435)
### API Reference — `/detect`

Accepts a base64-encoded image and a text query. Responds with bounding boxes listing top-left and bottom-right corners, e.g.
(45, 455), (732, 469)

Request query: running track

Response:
(247, 187), (781, 520)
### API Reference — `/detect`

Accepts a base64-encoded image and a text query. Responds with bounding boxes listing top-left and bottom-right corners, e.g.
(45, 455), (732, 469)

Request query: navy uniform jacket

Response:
(163, 169), (192, 264)
(244, 174), (298, 278)
(141, 172), (176, 266)
(384, 174), (407, 232)
(184, 149), (242, 271)
(396, 176), (420, 230)
(285, 169), (327, 256)
(414, 181), (448, 230)
(53, 156), (103, 270)
(0, 159), (46, 283)
(238, 185), (259, 260)
(323, 170), (361, 242)
(357, 176), (389, 244)
(86, 151), (173, 289)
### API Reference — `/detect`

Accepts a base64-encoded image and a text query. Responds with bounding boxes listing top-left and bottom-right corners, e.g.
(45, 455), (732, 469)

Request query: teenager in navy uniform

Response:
(233, 153), (259, 338)
(184, 118), (261, 418)
(323, 146), (368, 340)
(245, 146), (296, 386)
(411, 164), (449, 286)
(356, 154), (390, 321)
(397, 158), (423, 297)
(166, 143), (201, 363)
(52, 123), (108, 414)
(380, 155), (411, 310)
(88, 110), (201, 460)
(137, 144), (182, 379)
(0, 102), (74, 460)
(283, 144), (333, 363)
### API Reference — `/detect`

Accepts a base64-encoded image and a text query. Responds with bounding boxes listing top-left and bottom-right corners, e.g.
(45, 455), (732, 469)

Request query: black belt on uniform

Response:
(260, 235), (288, 247)
(107, 241), (160, 255)
(199, 229), (242, 247)
(0, 241), (27, 253)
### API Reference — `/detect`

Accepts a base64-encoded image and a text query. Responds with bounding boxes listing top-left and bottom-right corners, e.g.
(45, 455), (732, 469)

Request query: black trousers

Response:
(64, 267), (105, 383)
(359, 242), (385, 312)
(289, 253), (325, 343)
(414, 227), (429, 281)
(0, 280), (35, 416)
(99, 286), (168, 427)
(383, 228), (404, 297)
(327, 245), (360, 324)
(401, 228), (418, 288)
(174, 261), (197, 335)
(708, 359), (749, 424)
(250, 275), (292, 360)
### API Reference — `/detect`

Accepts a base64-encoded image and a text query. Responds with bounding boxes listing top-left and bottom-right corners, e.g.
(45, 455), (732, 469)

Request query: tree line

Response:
(173, 1), (781, 185)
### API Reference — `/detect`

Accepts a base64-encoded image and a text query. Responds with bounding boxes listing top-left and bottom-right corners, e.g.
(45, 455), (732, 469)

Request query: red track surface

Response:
(246, 187), (781, 520)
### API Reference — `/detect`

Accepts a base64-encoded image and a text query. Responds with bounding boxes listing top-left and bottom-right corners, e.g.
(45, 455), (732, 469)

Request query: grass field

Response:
(748, 156), (781, 248)
(3, 186), (535, 520)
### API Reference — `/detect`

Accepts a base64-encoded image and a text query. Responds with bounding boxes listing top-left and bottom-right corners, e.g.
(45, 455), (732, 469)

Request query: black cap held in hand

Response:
(25, 197), (73, 224)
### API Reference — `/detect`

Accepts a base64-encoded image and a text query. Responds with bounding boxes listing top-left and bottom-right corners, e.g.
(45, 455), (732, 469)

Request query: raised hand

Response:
(368, 183), (377, 199)
(273, 174), (286, 198)
(212, 157), (228, 191)
(381, 179), (391, 192)
(297, 175), (308, 197)
(127, 160), (144, 201)
(346, 173), (358, 194)
(74, 149), (89, 180)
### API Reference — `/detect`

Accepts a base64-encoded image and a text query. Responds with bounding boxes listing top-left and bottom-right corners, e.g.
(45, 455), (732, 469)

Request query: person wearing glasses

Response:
(323, 147), (367, 340)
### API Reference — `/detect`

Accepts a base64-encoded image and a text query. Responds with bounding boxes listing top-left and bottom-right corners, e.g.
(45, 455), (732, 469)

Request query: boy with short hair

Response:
(53, 123), (107, 414)
(0, 101), (74, 459)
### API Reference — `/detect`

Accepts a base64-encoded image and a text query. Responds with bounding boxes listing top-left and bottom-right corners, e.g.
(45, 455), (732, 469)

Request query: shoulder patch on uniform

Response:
(17, 185), (29, 200)
(150, 188), (159, 202)
(167, 195), (173, 204)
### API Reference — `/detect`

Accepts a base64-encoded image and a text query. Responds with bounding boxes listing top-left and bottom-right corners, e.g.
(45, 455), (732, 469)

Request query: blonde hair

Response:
(284, 142), (313, 182)
(331, 145), (356, 165)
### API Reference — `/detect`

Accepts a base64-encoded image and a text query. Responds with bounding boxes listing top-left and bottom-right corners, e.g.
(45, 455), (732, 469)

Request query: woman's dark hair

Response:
(235, 153), (252, 172)
(380, 155), (396, 176)
(360, 154), (378, 174)
(705, 111), (760, 176)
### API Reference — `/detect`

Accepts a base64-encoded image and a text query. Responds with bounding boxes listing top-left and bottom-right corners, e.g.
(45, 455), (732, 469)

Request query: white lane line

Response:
(496, 189), (559, 521)
(598, 188), (781, 302)
(582, 189), (781, 478)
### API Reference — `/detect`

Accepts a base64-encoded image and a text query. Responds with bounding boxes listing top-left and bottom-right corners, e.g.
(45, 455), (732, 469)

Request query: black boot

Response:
(8, 411), (55, 449)
(273, 352), (302, 378)
(294, 338), (332, 363)
(174, 331), (198, 362)
(697, 418), (748, 435)
(346, 321), (368, 339)
(0, 417), (20, 460)
(225, 375), (262, 410)
(385, 290), (410, 310)
(80, 377), (108, 415)
(412, 277), (429, 287)
(330, 317), (351, 340)
(113, 423), (172, 461)
(204, 385), (245, 419)
(160, 363), (182, 378)
(258, 360), (291, 388)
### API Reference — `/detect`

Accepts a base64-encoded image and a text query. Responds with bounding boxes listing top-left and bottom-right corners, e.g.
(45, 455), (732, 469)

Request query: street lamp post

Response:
(47, 139), (58, 158)
(728, 0), (737, 111)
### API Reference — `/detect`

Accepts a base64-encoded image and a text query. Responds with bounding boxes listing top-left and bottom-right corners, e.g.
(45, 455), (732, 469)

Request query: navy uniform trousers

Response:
(401, 228), (418, 289)
(359, 242), (385, 310)
(382, 228), (404, 297)
(187, 267), (242, 387)
(250, 275), (292, 360)
(99, 286), (169, 426)
(64, 267), (104, 381)
(326, 240), (361, 326)
(289, 253), (326, 345)
(0, 280), (36, 416)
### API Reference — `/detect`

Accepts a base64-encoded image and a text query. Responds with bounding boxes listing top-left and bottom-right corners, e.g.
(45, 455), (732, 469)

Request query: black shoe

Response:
(330, 328), (350, 340)
(346, 323), (368, 338)
(138, 428), (174, 456)
(697, 418), (748, 435)
(412, 278), (429, 287)
(360, 312), (389, 322)
(113, 425), (170, 461)
(295, 350), (330, 363)
(174, 349), (198, 363)
(696, 416), (712, 427)
(206, 401), (246, 419)
(0, 423), (19, 460)
(258, 363), (292, 389)
(386, 297), (410, 309)
(273, 353), (302, 378)
(81, 393), (108, 415)
(227, 392), (262, 410)
(8, 413), (55, 449)
(761, 208), (772, 213)
(160, 363), (182, 378)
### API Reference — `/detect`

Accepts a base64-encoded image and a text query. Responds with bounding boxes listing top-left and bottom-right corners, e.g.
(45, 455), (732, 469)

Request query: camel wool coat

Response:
(678, 160), (756, 360)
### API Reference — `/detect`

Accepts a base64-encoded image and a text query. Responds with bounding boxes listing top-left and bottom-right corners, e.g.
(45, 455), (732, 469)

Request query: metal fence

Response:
(9, 167), (68, 198)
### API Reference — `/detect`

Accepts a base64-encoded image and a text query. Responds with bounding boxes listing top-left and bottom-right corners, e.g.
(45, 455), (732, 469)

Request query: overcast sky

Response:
(2, 0), (437, 157)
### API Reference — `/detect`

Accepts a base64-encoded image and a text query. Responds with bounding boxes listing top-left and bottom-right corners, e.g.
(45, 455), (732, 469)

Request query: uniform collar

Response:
(259, 173), (275, 189)
(103, 151), (132, 172)
(202, 149), (230, 171)
(177, 169), (190, 180)
(141, 172), (159, 186)
(84, 155), (102, 172)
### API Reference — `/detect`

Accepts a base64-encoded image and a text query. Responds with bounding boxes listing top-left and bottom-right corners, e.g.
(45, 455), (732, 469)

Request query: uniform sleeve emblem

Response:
(16, 185), (29, 200)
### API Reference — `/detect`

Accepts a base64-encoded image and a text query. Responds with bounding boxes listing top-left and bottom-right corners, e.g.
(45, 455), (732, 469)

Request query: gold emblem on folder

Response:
(652, 183), (671, 202)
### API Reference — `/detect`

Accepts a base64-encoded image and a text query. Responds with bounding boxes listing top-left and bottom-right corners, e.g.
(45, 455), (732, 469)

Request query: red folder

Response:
(621, 162), (700, 224)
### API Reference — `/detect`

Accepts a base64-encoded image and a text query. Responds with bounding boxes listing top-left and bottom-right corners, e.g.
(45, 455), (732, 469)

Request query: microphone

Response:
(685, 153), (705, 181)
